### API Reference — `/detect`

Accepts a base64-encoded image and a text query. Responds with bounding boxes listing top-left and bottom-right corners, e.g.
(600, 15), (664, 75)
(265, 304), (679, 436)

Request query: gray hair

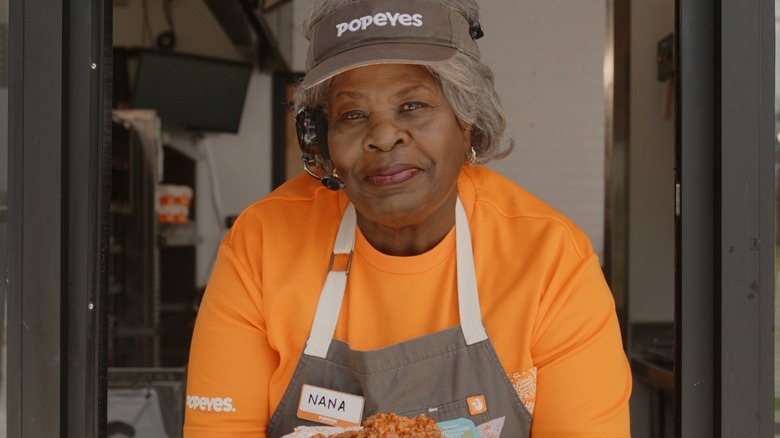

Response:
(294, 0), (514, 166)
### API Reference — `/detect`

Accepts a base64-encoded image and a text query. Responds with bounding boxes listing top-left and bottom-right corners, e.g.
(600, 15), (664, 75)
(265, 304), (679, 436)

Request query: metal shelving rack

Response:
(109, 110), (200, 368)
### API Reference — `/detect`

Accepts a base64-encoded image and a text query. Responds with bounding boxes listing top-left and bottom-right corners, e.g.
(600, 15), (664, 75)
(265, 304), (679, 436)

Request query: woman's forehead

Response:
(328, 64), (439, 97)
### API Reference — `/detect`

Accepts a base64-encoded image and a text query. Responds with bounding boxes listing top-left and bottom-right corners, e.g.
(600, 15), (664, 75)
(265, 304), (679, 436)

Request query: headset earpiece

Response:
(295, 107), (330, 162)
(295, 107), (343, 190)
(314, 110), (330, 160)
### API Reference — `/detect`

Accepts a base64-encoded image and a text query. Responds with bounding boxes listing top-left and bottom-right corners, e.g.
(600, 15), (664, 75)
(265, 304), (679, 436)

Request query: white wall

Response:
(628, 0), (675, 323)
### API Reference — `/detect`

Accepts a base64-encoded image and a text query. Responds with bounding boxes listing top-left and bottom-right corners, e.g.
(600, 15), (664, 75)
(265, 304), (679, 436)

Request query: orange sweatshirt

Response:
(184, 166), (631, 437)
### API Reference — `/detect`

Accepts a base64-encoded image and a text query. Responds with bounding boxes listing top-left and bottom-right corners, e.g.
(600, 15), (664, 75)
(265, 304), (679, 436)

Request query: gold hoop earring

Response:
(466, 147), (477, 166)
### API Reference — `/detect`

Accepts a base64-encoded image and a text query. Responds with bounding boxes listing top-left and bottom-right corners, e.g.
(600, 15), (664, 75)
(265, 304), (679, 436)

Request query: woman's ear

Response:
(461, 124), (473, 152)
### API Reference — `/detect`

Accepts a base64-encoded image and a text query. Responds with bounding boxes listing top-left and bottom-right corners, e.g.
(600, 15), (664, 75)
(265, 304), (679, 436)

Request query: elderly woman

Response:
(184, 0), (631, 436)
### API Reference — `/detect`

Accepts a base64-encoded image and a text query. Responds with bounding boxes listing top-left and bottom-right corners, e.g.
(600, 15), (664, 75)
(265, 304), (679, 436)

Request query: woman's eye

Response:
(401, 102), (425, 112)
(341, 112), (364, 121)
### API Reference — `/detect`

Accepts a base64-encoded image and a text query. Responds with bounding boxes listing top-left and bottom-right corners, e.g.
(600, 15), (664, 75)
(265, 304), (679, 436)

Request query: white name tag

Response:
(297, 384), (365, 427)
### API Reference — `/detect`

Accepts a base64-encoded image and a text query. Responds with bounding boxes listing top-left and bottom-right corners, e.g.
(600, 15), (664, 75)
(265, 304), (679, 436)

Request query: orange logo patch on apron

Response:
(467, 395), (487, 415)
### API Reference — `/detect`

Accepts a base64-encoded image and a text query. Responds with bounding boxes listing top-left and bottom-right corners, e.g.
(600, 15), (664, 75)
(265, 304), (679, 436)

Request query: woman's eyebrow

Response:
(395, 84), (434, 99)
(331, 89), (364, 101)
(330, 84), (434, 102)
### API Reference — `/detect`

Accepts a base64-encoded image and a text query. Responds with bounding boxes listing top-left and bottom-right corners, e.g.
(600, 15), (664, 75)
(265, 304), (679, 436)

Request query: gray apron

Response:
(266, 198), (532, 437)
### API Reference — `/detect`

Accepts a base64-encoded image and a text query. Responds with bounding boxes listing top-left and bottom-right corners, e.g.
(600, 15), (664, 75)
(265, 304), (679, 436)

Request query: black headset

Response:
(296, 107), (345, 190)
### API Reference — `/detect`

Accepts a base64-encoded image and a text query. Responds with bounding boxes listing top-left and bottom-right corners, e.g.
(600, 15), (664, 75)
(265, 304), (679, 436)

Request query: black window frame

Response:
(675, 0), (774, 435)
(7, 0), (111, 436)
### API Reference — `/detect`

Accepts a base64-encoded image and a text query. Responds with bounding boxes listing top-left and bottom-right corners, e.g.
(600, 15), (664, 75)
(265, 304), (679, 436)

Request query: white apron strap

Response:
(304, 204), (356, 358)
(455, 197), (488, 345)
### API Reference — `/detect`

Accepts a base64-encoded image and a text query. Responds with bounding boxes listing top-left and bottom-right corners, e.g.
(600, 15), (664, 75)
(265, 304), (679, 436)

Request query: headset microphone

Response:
(303, 161), (345, 191)
(295, 107), (345, 191)
(320, 174), (346, 191)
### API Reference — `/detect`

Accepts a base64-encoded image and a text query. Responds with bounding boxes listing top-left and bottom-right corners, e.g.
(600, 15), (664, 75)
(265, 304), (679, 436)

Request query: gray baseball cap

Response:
(302, 0), (481, 88)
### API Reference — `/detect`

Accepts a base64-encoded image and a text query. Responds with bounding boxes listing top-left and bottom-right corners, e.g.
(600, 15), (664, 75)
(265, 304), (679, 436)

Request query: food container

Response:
(157, 184), (193, 224)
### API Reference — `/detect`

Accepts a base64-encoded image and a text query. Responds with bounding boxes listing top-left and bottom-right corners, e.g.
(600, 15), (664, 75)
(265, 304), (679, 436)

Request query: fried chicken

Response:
(311, 413), (442, 437)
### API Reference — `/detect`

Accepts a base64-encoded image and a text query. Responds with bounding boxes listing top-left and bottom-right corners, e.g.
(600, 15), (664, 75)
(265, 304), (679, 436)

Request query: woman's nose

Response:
(363, 115), (409, 152)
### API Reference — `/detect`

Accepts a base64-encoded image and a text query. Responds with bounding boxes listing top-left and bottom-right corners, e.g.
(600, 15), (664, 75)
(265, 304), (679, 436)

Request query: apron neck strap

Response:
(304, 198), (487, 359)
(303, 204), (355, 358)
(455, 197), (489, 345)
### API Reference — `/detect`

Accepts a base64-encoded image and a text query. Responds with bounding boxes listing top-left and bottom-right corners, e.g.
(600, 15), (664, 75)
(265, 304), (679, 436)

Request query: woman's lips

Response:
(365, 164), (419, 186)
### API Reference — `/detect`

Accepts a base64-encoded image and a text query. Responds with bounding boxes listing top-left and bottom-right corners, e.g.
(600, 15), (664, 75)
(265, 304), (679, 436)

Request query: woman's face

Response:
(326, 63), (470, 230)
